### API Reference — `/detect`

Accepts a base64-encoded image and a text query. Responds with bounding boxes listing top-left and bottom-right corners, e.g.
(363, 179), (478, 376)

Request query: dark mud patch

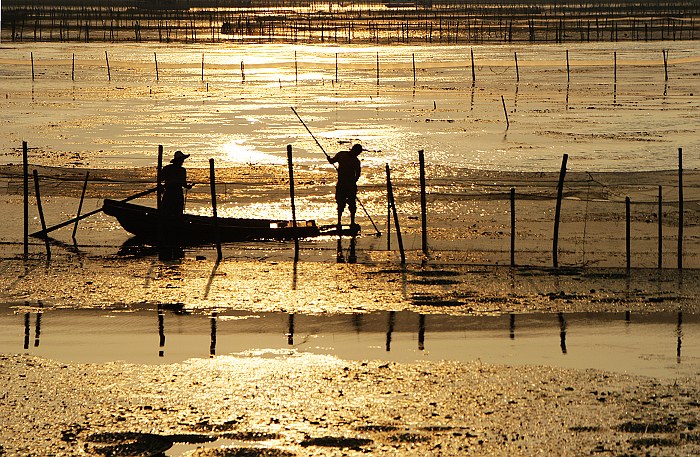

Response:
(629, 437), (679, 447)
(300, 436), (373, 449)
(410, 270), (462, 277)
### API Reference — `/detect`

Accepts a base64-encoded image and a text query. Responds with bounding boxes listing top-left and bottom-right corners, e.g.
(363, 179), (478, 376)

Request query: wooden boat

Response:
(103, 199), (358, 244)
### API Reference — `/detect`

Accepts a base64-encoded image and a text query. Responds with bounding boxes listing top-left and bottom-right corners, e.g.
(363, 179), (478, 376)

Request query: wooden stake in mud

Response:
(514, 52), (519, 82)
(209, 158), (222, 260)
(335, 52), (338, 83)
(386, 170), (391, 250)
(419, 149), (428, 257)
(157, 145), (163, 207)
(658, 185), (663, 269)
(105, 51), (111, 81)
(295, 51), (298, 85)
(678, 147), (683, 270)
(201, 53), (204, 81)
(501, 95), (510, 128)
(566, 49), (570, 82)
(72, 53), (75, 81)
(241, 61), (245, 83)
(286, 145), (299, 262)
(613, 51), (617, 84)
(154, 52), (159, 81)
(32, 170), (51, 260)
(23, 141), (29, 259)
(510, 187), (516, 267)
(412, 53), (416, 86)
(553, 153), (569, 269)
(470, 48), (476, 83)
(626, 196), (631, 272)
(386, 164), (405, 265)
(376, 52), (380, 86)
(418, 149), (428, 256)
(663, 49), (669, 81)
(72, 171), (89, 239)
(31, 52), (35, 81)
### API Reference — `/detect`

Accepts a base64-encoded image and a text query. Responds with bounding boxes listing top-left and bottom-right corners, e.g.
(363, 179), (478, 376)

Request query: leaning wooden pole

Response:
(386, 164), (405, 265)
(658, 185), (663, 269)
(510, 187), (516, 267)
(287, 145), (299, 262)
(23, 141), (29, 259)
(32, 170), (51, 260)
(553, 153), (569, 269)
(209, 159), (222, 260)
(72, 171), (90, 239)
(678, 147), (683, 270)
(626, 196), (631, 272)
(419, 149), (428, 257)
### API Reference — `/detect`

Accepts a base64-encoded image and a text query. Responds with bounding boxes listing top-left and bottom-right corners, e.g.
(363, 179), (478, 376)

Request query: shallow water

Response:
(3, 305), (698, 380)
(1, 41), (698, 174)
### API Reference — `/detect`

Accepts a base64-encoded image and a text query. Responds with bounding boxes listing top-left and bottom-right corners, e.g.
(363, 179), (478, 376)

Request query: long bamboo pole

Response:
(553, 154), (568, 269)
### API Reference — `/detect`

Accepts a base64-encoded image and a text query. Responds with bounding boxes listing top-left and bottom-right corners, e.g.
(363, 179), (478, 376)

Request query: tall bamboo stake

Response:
(658, 185), (663, 269)
(412, 53), (416, 86)
(510, 187), (516, 266)
(678, 147), (683, 270)
(72, 53), (75, 81)
(23, 141), (29, 259)
(419, 149), (428, 257)
(553, 154), (568, 269)
(72, 171), (89, 239)
(501, 95), (510, 128)
(514, 51), (519, 82)
(470, 48), (475, 83)
(286, 145), (299, 262)
(154, 52), (159, 81)
(31, 52), (35, 81)
(105, 50), (110, 81)
(209, 158), (222, 260)
(32, 170), (51, 259)
(626, 196), (631, 272)
(386, 164), (405, 265)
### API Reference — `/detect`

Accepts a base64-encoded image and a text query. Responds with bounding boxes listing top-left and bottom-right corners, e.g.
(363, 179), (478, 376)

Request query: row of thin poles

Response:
(27, 48), (674, 87)
(21, 142), (688, 270)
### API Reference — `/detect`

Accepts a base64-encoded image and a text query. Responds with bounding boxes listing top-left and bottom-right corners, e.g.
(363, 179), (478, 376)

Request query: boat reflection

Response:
(3, 307), (698, 379)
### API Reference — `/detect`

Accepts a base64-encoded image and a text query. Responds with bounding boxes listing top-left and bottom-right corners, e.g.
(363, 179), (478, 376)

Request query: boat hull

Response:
(103, 199), (326, 245)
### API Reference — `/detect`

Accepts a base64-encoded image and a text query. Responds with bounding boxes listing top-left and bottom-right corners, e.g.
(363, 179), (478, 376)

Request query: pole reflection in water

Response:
(677, 311), (683, 364)
(34, 312), (41, 348)
(558, 313), (567, 354)
(23, 313), (30, 350)
(386, 311), (395, 352)
(287, 314), (295, 346)
(509, 314), (515, 340)
(4, 308), (699, 379)
(418, 314), (425, 351)
(210, 312), (217, 357)
(157, 305), (165, 357)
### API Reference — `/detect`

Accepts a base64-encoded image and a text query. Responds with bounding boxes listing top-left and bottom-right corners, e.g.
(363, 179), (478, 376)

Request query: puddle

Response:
(1, 306), (698, 380)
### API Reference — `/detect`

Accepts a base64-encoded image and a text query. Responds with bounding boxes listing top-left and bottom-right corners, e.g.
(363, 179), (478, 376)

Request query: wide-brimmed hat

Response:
(171, 150), (190, 163)
(350, 144), (365, 155)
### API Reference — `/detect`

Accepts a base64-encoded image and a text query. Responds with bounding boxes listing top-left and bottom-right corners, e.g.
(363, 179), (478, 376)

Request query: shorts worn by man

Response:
(328, 143), (363, 228)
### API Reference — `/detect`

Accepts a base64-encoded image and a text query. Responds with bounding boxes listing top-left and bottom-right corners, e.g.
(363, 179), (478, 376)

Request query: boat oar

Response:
(30, 187), (157, 238)
(290, 106), (381, 237)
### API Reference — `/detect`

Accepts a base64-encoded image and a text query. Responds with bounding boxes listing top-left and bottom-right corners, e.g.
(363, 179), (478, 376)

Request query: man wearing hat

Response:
(158, 150), (192, 258)
(328, 143), (363, 230)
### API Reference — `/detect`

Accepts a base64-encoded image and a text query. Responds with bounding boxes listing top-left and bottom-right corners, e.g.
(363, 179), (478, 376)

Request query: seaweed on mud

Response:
(355, 425), (399, 432)
(300, 436), (373, 449)
(629, 437), (679, 447)
(617, 421), (678, 433)
(569, 425), (602, 432)
(85, 432), (173, 456)
(410, 270), (461, 277)
(219, 431), (281, 441)
(390, 433), (430, 443)
(190, 448), (295, 457)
